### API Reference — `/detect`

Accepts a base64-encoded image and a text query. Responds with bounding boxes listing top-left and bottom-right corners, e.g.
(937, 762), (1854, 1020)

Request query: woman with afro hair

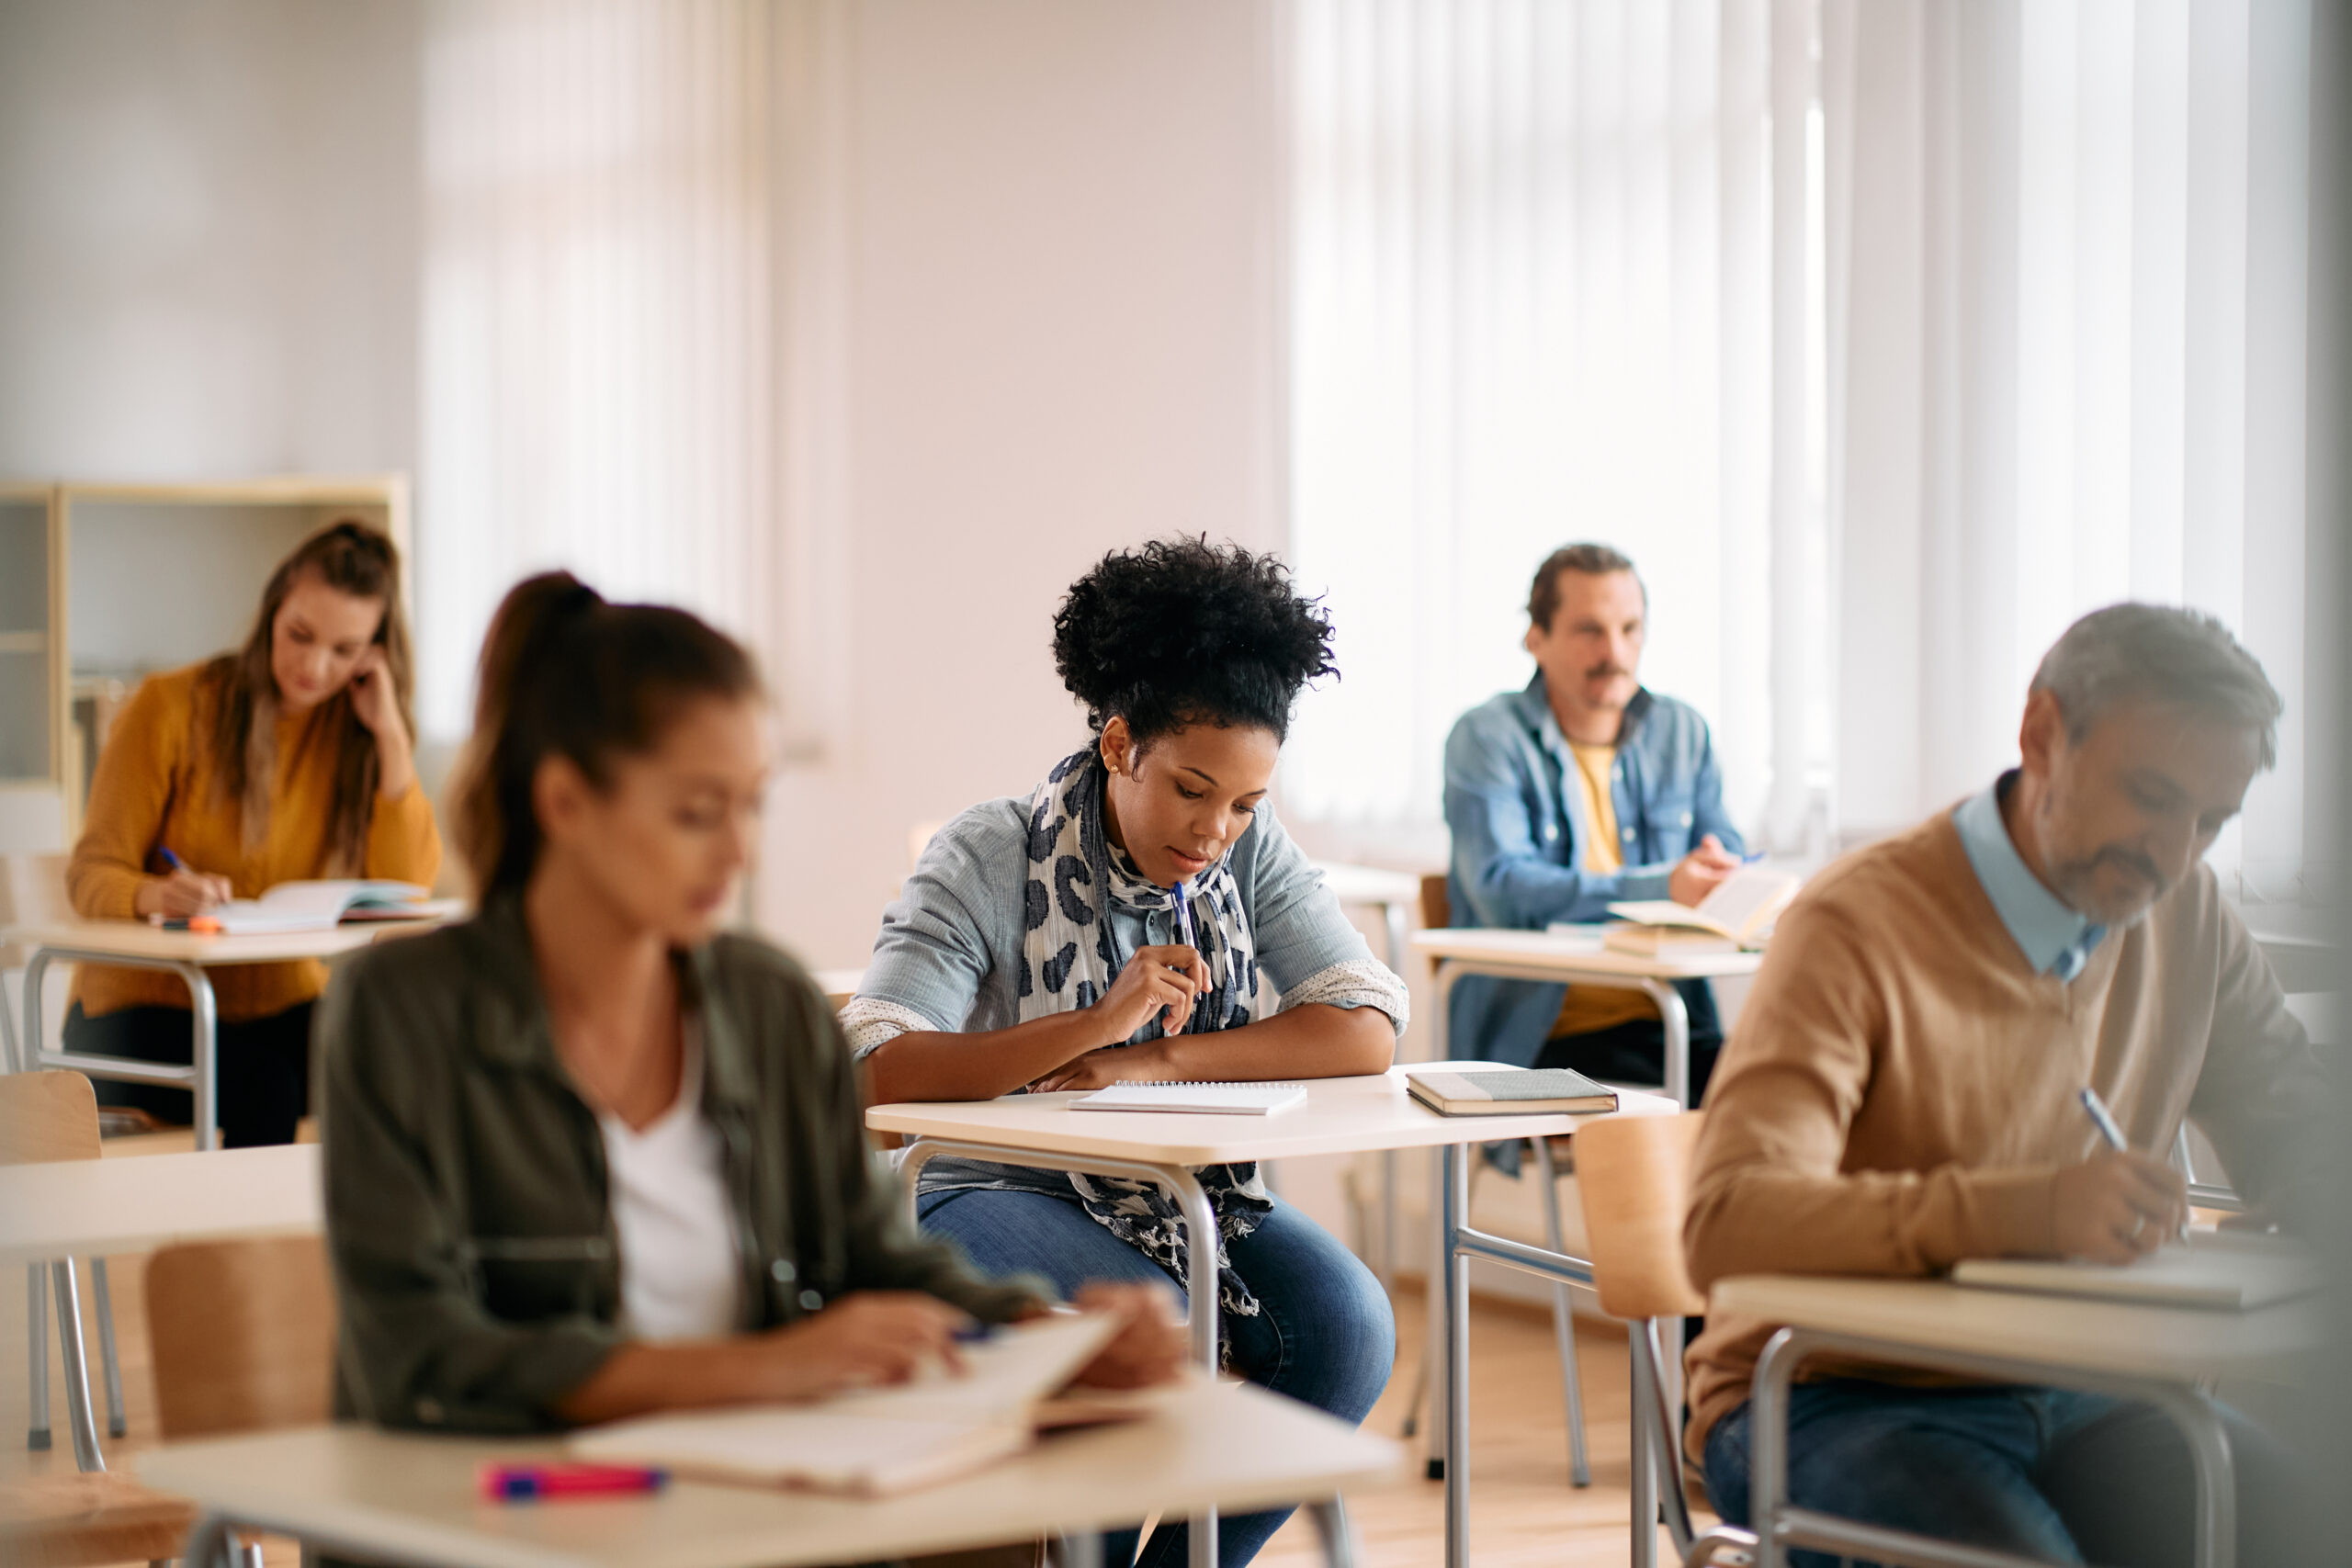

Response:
(847, 537), (1407, 1568)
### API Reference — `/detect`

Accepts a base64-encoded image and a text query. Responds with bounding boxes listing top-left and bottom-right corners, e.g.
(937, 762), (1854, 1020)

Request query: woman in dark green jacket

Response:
(321, 572), (1181, 1435)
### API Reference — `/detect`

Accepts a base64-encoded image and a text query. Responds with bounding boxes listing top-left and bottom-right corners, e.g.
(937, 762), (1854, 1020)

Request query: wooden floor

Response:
(3, 1129), (1704, 1567)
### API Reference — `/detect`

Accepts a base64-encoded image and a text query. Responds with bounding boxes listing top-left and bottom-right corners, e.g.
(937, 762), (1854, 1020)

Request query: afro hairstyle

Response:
(1051, 536), (1338, 746)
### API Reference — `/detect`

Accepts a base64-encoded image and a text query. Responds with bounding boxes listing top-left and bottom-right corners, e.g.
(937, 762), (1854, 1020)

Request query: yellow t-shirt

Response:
(1551, 742), (1658, 1037)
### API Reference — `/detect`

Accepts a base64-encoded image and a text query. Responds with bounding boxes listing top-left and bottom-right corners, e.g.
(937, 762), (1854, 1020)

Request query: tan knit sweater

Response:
(1682, 807), (2329, 1458)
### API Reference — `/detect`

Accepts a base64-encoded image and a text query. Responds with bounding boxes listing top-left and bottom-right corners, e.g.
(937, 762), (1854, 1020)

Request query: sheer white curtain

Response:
(416, 0), (849, 746)
(1284, 0), (1788, 829)
(1289, 0), (2324, 895)
(1826, 0), (2321, 894)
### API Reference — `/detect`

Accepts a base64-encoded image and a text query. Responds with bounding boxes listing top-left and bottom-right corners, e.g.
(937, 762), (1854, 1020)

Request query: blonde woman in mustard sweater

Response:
(63, 521), (441, 1145)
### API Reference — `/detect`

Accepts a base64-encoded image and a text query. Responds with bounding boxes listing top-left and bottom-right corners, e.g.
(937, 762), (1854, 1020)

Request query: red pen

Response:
(479, 1461), (669, 1502)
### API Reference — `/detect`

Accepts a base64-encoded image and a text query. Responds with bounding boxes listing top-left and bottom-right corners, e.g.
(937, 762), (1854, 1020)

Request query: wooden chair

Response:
(146, 1236), (336, 1443)
(1574, 1111), (1756, 1568)
(1417, 871), (1450, 931)
(0, 1071), (196, 1568)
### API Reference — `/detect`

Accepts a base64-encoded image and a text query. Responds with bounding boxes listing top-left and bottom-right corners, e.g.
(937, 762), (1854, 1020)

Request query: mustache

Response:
(1582, 663), (1635, 681)
(2095, 846), (2166, 892)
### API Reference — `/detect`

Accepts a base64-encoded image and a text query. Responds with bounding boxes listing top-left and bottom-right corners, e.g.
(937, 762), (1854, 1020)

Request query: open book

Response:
(173, 880), (448, 936)
(566, 1313), (1121, 1495)
(1951, 1231), (2317, 1312)
(1603, 863), (1800, 954)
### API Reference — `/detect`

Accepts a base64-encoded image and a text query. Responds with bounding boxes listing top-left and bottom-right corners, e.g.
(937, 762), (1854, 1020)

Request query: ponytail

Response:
(453, 571), (763, 898)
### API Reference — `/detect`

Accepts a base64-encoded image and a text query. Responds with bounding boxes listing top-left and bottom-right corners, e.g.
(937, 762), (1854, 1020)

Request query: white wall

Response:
(0, 0), (1294, 975)
(759, 0), (1287, 969)
(0, 0), (420, 480)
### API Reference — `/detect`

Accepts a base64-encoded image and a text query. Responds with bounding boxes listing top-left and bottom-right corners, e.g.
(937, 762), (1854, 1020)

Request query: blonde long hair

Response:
(203, 521), (413, 872)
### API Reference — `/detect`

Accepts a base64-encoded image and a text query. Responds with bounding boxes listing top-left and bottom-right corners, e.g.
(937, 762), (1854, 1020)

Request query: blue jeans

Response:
(1703, 1379), (2310, 1567)
(919, 1187), (1395, 1568)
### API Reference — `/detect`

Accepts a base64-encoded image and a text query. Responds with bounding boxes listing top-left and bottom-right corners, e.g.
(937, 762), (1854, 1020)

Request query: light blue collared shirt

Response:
(1953, 773), (2109, 981)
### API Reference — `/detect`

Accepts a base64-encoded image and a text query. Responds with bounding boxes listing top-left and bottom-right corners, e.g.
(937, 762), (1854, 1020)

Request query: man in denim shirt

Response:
(1442, 544), (1744, 1100)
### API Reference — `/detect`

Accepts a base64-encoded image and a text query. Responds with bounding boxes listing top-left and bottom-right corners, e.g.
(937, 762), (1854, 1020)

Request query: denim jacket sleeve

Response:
(1442, 703), (1673, 928)
(1687, 724), (1745, 857)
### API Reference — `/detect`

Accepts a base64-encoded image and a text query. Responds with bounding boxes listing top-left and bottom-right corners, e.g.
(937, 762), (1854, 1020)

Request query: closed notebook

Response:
(1405, 1067), (1619, 1116)
(1069, 1082), (1306, 1115)
(567, 1313), (1119, 1495)
(1951, 1232), (2318, 1311)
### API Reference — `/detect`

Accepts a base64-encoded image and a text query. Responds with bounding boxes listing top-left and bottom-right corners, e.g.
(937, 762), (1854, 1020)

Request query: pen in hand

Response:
(2078, 1086), (2188, 1249)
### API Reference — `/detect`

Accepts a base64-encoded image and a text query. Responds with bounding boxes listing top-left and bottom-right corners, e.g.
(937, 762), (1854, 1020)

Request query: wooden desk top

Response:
(0, 1145), (320, 1265)
(5, 917), (442, 966)
(1711, 1271), (2327, 1384)
(1408, 927), (1767, 980)
(138, 1382), (1403, 1568)
(867, 1067), (1676, 1167)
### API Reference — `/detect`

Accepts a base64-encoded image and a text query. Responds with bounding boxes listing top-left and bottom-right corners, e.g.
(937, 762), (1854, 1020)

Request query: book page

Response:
(1694, 865), (1799, 942)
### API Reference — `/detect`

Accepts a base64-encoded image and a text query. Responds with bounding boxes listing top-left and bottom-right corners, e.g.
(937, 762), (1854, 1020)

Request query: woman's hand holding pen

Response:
(1089, 943), (1207, 1044)
(133, 863), (233, 918)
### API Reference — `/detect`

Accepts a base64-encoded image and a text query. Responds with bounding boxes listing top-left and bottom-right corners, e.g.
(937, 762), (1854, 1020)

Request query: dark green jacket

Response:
(318, 897), (1046, 1434)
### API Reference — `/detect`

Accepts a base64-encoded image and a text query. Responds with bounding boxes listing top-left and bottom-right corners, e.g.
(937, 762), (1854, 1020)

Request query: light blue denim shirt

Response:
(846, 789), (1407, 1196)
(1441, 678), (1742, 1067)
(1952, 772), (2109, 981)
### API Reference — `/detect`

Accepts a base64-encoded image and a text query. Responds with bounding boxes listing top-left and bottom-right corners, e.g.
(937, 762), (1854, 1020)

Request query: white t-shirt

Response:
(596, 1028), (741, 1342)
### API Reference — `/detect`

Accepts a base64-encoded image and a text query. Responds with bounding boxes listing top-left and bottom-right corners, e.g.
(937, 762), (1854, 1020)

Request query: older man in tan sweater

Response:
(1684, 604), (2331, 1566)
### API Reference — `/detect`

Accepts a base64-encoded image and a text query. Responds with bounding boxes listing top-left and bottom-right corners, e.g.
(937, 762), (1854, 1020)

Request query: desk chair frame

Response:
(1747, 1326), (2236, 1568)
(897, 1136), (1360, 1568)
(3, 1066), (130, 1461)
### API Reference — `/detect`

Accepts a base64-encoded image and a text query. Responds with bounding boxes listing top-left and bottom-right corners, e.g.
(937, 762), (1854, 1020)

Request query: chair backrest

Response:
(144, 1235), (336, 1440)
(1418, 872), (1451, 931)
(0, 1069), (103, 1165)
(1573, 1111), (1708, 1321)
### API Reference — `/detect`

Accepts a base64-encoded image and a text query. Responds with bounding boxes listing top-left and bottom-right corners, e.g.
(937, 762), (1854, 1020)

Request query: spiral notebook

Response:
(1069, 1082), (1307, 1115)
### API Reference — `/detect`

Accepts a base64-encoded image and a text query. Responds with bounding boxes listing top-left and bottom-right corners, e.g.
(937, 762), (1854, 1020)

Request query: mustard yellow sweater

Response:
(67, 662), (443, 1022)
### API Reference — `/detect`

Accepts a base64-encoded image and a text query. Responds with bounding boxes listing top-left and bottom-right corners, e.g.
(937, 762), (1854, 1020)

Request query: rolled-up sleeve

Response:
(848, 805), (1015, 1055)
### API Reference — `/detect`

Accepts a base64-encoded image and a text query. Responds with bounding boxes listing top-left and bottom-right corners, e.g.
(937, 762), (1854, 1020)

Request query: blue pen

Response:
(157, 847), (186, 873)
(1740, 852), (1767, 865)
(2076, 1086), (2129, 1152)
(2079, 1086), (2186, 1247)
(1171, 879), (1196, 950)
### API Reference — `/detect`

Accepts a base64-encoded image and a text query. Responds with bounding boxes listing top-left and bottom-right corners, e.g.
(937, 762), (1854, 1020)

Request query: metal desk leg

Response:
(1376, 902), (1408, 1293)
(50, 1259), (104, 1472)
(90, 1257), (127, 1438)
(1441, 1140), (1471, 1568)
(1629, 1319), (1659, 1568)
(1531, 1133), (1591, 1486)
(2142, 1382), (2237, 1568)
(25, 1264), (48, 1450)
(897, 1139), (1220, 1568)
(1749, 1328), (1802, 1568)
(1640, 978), (1691, 1110)
(1307, 1497), (1357, 1568)
(184, 964), (220, 1151)
(1419, 961), (1464, 1473)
